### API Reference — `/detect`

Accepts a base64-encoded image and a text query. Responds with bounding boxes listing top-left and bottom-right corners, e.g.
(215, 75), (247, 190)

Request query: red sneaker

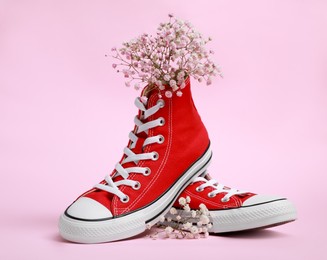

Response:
(59, 78), (212, 243)
(170, 173), (297, 233)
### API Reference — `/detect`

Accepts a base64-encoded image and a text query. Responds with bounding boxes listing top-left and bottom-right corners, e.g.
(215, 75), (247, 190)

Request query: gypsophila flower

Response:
(190, 226), (199, 234)
(110, 14), (222, 98)
(183, 222), (192, 229)
(169, 207), (177, 215)
(178, 197), (187, 206)
(183, 204), (191, 212)
(165, 90), (173, 98)
(200, 215), (210, 225)
(159, 215), (165, 223)
(149, 196), (213, 240)
(165, 226), (173, 234)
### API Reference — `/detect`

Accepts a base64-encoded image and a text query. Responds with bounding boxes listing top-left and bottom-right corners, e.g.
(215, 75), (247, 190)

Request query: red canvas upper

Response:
(174, 177), (256, 210)
(77, 78), (210, 216)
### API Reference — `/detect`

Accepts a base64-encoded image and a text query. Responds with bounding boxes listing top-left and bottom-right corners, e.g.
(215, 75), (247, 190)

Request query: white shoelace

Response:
(95, 97), (165, 203)
(193, 177), (248, 202)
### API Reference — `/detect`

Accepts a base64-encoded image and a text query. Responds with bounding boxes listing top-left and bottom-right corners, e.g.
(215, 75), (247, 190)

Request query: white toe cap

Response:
(66, 197), (113, 220)
(242, 194), (286, 207)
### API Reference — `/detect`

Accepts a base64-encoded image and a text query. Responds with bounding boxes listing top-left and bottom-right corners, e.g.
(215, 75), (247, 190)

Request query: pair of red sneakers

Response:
(59, 79), (296, 243)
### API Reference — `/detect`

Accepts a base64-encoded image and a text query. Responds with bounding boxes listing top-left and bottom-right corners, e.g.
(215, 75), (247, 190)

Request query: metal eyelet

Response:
(120, 195), (129, 203)
(157, 99), (165, 108)
(144, 167), (151, 176)
(158, 117), (165, 126)
(152, 152), (159, 161)
(221, 197), (230, 202)
(132, 181), (141, 190)
(158, 135), (165, 144)
(196, 186), (204, 192)
(207, 192), (216, 198)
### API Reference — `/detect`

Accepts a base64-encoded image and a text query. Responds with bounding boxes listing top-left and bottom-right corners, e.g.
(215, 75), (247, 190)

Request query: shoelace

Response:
(193, 177), (248, 202)
(95, 97), (165, 203)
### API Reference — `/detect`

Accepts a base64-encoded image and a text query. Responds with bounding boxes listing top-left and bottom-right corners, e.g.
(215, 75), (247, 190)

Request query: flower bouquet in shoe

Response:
(59, 14), (219, 243)
(110, 13), (222, 99)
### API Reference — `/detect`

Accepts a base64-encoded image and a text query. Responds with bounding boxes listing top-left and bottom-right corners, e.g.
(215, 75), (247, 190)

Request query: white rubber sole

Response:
(170, 199), (297, 233)
(59, 145), (212, 243)
(209, 199), (297, 233)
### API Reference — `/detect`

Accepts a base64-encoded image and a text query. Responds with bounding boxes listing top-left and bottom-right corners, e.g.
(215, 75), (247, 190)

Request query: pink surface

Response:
(0, 0), (326, 259)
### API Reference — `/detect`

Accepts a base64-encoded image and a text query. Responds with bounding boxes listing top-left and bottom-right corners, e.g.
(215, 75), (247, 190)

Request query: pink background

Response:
(1, 0), (326, 259)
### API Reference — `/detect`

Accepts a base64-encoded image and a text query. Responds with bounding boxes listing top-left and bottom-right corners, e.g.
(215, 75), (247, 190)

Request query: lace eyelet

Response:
(132, 181), (141, 190)
(157, 99), (165, 108)
(208, 192), (216, 198)
(152, 151), (159, 161)
(144, 167), (151, 176)
(120, 195), (129, 203)
(221, 197), (230, 203)
(159, 117), (165, 126)
(158, 135), (165, 144)
(196, 186), (204, 192)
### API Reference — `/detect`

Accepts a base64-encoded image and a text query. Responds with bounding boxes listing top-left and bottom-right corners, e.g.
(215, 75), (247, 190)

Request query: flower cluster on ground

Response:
(109, 14), (222, 98)
(146, 196), (213, 239)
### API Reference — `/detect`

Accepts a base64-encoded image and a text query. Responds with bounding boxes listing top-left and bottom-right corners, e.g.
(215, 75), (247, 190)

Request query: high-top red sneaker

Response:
(59, 78), (212, 243)
(169, 173), (297, 233)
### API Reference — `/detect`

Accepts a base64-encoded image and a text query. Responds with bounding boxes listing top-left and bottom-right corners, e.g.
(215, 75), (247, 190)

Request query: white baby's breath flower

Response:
(176, 215), (181, 221)
(159, 215), (165, 223)
(169, 79), (177, 87)
(165, 90), (173, 98)
(190, 226), (199, 234)
(183, 204), (191, 212)
(163, 74), (171, 81)
(169, 207), (177, 215)
(200, 215), (210, 225)
(178, 197), (187, 206)
(165, 226), (173, 234)
(186, 196), (191, 203)
(191, 210), (197, 218)
(183, 222), (192, 229)
(197, 221), (203, 227)
(207, 223), (213, 229)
